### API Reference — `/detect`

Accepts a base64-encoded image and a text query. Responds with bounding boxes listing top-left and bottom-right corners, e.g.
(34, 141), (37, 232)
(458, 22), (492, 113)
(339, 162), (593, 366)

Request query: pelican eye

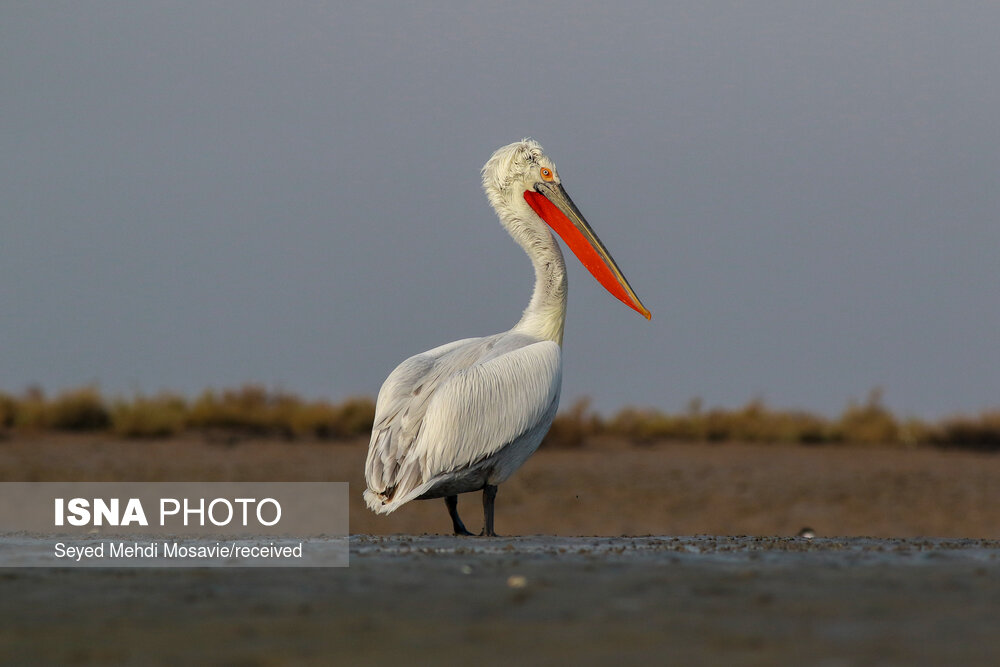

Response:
(540, 167), (554, 182)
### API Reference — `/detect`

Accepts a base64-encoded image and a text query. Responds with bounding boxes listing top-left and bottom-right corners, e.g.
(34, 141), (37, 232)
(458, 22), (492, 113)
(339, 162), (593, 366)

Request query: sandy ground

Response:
(3, 434), (999, 537)
(2, 435), (1000, 664)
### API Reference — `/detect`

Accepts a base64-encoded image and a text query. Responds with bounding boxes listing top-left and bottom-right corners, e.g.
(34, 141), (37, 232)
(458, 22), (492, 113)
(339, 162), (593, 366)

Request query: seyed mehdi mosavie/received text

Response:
(53, 540), (304, 561)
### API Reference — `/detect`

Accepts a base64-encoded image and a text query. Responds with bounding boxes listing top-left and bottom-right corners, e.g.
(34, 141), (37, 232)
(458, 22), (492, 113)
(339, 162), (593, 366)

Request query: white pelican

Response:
(364, 139), (650, 535)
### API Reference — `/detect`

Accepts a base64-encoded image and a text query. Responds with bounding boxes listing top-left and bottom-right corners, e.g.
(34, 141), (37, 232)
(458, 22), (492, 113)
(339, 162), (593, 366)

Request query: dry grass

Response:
(0, 385), (373, 442)
(111, 393), (189, 438)
(930, 411), (1000, 451)
(2, 386), (110, 431)
(0, 385), (998, 451)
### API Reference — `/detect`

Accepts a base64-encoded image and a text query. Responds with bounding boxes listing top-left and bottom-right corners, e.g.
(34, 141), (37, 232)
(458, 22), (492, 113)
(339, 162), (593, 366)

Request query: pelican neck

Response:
(513, 228), (567, 345)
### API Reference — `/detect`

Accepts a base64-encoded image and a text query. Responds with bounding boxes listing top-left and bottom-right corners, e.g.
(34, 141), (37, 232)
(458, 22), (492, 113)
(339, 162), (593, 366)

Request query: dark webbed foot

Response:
(445, 495), (474, 536)
(479, 485), (498, 537)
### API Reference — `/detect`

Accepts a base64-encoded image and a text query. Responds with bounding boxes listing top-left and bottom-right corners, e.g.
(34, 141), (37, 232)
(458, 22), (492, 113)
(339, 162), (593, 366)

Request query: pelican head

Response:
(482, 139), (651, 320)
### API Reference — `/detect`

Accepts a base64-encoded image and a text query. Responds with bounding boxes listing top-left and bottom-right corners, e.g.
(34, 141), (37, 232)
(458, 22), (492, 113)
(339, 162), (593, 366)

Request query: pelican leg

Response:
(445, 495), (474, 536)
(480, 485), (498, 537)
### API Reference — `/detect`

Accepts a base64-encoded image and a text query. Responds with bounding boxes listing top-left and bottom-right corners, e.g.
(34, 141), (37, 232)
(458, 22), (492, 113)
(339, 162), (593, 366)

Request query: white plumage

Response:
(364, 139), (649, 535)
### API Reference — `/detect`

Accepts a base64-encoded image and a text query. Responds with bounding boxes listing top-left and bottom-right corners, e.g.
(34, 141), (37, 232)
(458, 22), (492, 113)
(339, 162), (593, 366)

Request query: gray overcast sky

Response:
(1, 2), (997, 418)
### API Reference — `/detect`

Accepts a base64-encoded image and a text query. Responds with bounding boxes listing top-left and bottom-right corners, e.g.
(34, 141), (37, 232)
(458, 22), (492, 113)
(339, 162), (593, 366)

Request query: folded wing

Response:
(364, 333), (561, 513)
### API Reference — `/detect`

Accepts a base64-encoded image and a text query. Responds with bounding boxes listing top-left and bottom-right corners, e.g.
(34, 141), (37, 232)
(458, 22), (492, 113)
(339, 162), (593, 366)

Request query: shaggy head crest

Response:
(481, 138), (548, 197)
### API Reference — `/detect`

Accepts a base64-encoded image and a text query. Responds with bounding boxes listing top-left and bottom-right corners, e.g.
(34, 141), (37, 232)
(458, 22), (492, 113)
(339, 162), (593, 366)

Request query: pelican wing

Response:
(365, 333), (560, 513)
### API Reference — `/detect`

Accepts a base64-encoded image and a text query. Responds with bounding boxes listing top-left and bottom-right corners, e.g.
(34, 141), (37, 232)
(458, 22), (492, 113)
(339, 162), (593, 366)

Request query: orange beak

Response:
(524, 183), (651, 320)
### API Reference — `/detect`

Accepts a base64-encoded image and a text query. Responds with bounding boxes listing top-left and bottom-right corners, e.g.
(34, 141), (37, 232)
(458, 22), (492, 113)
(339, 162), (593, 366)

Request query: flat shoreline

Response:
(351, 533), (1000, 562)
(2, 535), (998, 665)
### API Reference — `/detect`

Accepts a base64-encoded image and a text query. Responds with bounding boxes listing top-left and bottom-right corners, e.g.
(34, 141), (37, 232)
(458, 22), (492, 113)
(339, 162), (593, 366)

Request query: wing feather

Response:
(364, 334), (561, 513)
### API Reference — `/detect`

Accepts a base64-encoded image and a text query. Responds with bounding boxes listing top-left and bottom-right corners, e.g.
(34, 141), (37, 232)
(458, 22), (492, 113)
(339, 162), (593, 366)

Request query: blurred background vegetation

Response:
(1, 385), (998, 452)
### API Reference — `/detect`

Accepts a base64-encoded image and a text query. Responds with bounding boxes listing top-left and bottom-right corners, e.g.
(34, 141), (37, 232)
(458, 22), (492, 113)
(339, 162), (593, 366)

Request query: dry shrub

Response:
(287, 401), (340, 438)
(288, 397), (375, 439)
(44, 386), (111, 431)
(0, 384), (374, 441)
(541, 398), (601, 448)
(188, 385), (297, 437)
(0, 383), (995, 453)
(608, 407), (693, 443)
(112, 393), (188, 438)
(606, 399), (832, 445)
(930, 411), (1000, 451)
(186, 385), (375, 440)
(329, 397), (376, 437)
(700, 400), (832, 444)
(832, 389), (899, 445)
(9, 386), (48, 429)
(0, 392), (17, 429)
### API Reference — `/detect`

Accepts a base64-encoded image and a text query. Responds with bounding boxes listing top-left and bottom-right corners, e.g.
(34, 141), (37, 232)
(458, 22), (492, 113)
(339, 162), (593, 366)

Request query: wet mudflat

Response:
(3, 436), (1000, 664)
(2, 534), (999, 666)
